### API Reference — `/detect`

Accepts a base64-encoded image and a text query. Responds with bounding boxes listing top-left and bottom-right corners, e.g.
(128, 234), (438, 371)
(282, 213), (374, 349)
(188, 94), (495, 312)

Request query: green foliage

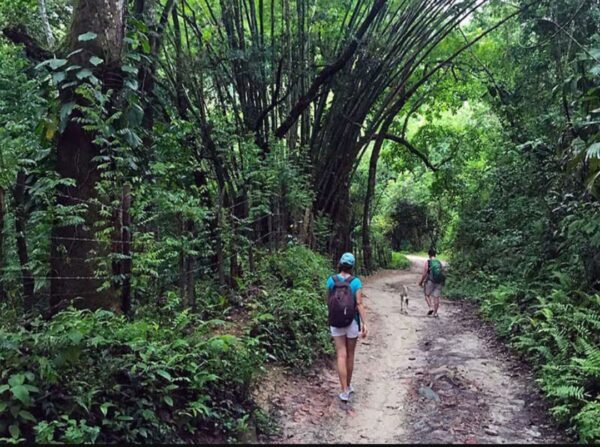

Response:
(249, 287), (332, 368)
(573, 401), (600, 444)
(248, 245), (333, 368)
(424, 1), (600, 442)
(0, 308), (263, 443)
(1, 0), (598, 443)
(256, 245), (330, 291)
(390, 252), (410, 270)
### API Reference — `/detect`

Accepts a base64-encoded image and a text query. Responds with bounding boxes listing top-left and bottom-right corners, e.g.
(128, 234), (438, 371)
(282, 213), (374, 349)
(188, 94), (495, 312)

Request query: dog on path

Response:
(399, 284), (409, 314)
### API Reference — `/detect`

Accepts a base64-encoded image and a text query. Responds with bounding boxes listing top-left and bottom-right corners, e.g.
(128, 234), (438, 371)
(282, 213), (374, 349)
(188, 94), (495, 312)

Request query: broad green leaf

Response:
(67, 65), (88, 74)
(156, 370), (172, 381)
(8, 375), (24, 387)
(124, 79), (139, 90)
(9, 424), (20, 439)
(18, 410), (36, 422)
(88, 74), (101, 86)
(122, 65), (138, 74)
(59, 102), (76, 133)
(100, 402), (113, 416)
(76, 68), (93, 80)
(68, 330), (83, 344)
(11, 385), (29, 404)
(48, 59), (68, 70)
(52, 71), (66, 84)
(36, 58), (68, 70)
(78, 32), (98, 41)
(60, 81), (79, 90)
(586, 142), (600, 161)
(66, 49), (83, 59)
(163, 395), (173, 406)
(116, 415), (134, 421)
(23, 384), (40, 393)
(89, 56), (104, 66)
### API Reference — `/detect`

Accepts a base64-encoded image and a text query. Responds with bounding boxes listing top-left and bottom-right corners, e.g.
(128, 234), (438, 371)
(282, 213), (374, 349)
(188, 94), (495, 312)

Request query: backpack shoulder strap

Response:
(332, 274), (346, 286)
(345, 275), (354, 283)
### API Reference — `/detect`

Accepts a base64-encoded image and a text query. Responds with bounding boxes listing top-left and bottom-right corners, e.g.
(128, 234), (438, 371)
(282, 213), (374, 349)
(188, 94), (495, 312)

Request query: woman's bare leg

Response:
(346, 337), (358, 387)
(425, 294), (433, 310)
(333, 336), (348, 391)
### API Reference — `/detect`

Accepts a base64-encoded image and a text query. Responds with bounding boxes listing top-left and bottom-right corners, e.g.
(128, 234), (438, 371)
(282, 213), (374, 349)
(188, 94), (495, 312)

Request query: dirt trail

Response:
(255, 257), (567, 444)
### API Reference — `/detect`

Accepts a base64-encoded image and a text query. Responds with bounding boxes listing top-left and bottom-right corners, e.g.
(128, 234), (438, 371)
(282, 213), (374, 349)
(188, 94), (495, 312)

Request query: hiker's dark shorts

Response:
(424, 280), (442, 298)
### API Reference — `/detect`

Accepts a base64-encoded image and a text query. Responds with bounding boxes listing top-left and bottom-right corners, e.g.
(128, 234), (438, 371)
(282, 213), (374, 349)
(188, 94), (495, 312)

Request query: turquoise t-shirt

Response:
(326, 274), (363, 326)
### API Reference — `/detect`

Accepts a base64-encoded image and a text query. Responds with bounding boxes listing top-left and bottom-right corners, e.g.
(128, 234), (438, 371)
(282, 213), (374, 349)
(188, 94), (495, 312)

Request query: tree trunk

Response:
(362, 134), (386, 274)
(229, 193), (247, 285)
(313, 130), (360, 259)
(186, 255), (195, 310)
(13, 172), (34, 308)
(139, 0), (177, 134)
(50, 0), (126, 312)
(216, 189), (225, 286)
(37, 0), (54, 47)
(361, 103), (403, 272)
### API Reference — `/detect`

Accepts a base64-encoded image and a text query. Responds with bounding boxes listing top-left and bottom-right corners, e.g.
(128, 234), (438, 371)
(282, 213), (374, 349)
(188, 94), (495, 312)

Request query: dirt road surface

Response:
(255, 256), (567, 444)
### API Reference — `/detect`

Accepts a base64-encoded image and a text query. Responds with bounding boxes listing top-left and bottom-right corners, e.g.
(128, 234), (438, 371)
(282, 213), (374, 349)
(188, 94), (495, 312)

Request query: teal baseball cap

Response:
(339, 252), (355, 267)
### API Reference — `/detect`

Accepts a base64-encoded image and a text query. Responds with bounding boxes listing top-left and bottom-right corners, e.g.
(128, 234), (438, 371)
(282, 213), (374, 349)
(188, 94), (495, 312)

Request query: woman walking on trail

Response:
(418, 248), (444, 318)
(326, 253), (368, 402)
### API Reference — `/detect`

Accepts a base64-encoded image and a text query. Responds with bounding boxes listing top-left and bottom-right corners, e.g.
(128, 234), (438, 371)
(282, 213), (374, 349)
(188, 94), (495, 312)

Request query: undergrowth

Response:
(447, 267), (600, 443)
(390, 252), (411, 270)
(0, 245), (335, 443)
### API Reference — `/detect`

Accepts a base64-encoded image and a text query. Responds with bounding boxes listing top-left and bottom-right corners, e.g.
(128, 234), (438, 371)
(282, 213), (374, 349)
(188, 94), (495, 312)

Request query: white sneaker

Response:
(339, 390), (350, 402)
(348, 384), (355, 394)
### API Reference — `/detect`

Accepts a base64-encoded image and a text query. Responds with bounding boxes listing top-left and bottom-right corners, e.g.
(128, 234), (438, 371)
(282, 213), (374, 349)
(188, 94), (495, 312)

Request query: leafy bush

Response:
(248, 288), (333, 368)
(448, 253), (600, 443)
(248, 245), (334, 369)
(256, 244), (331, 291)
(390, 252), (410, 270)
(511, 288), (600, 441)
(0, 308), (263, 443)
(445, 101), (600, 441)
(0, 245), (339, 443)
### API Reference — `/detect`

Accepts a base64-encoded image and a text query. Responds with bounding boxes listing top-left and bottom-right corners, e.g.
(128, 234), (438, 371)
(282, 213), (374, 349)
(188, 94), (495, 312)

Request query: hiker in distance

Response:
(326, 253), (368, 402)
(418, 248), (445, 318)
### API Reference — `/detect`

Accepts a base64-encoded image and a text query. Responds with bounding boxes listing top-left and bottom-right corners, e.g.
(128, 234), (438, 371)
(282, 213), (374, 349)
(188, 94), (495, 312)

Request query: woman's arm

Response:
(418, 262), (428, 286)
(356, 289), (368, 337)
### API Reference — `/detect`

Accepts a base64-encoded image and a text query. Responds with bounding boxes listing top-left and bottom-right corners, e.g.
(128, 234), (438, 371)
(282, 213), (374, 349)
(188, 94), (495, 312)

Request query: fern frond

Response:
(547, 385), (587, 401)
